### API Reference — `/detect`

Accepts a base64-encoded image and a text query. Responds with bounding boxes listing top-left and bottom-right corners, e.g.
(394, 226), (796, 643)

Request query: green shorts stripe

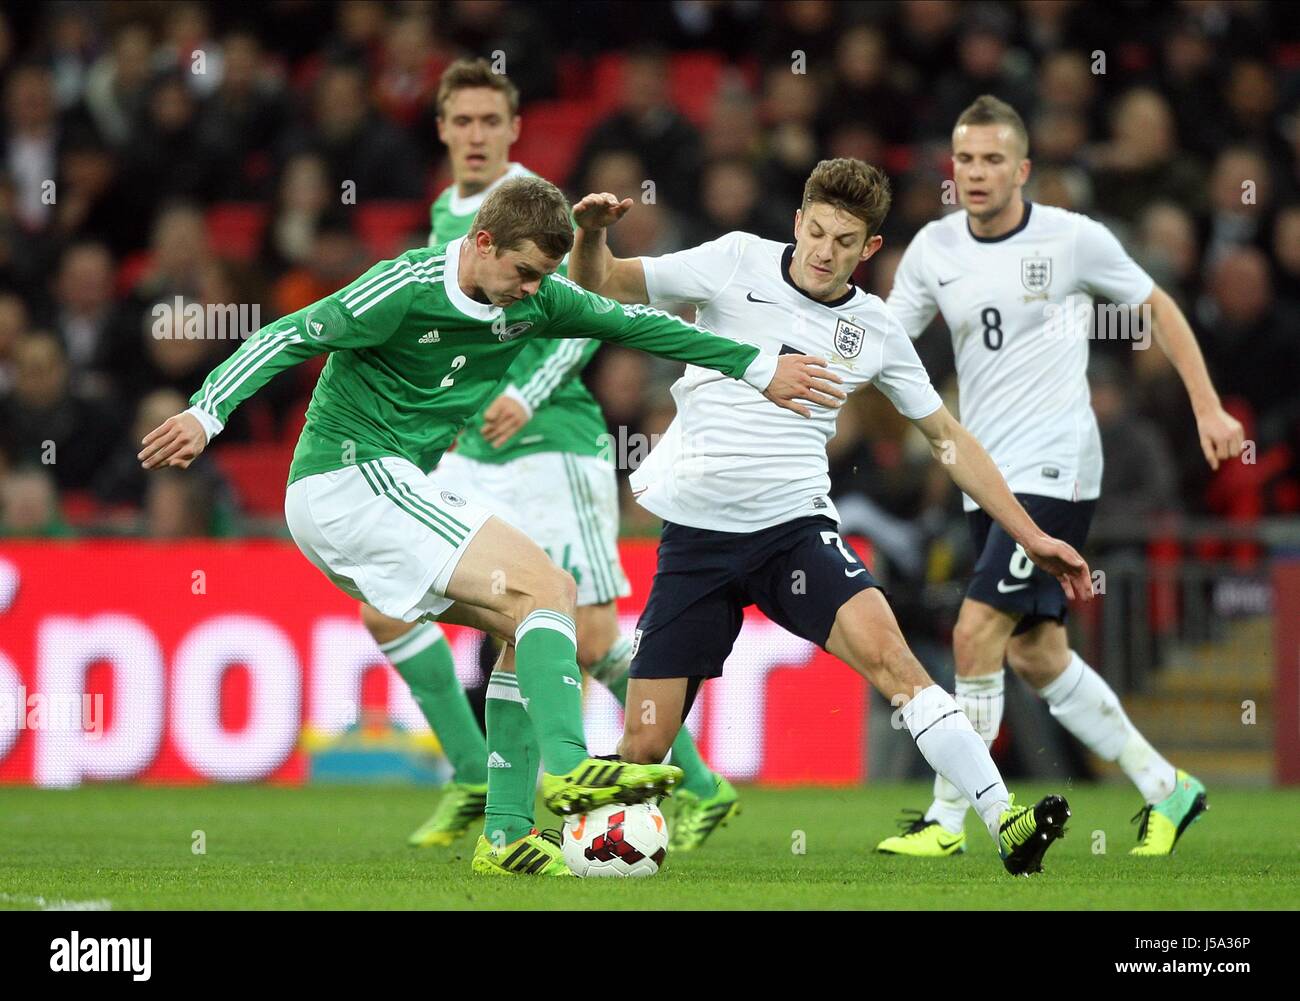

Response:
(365, 460), (469, 542)
(570, 454), (622, 601)
(355, 462), (383, 496)
(380, 490), (460, 547)
(560, 454), (611, 601)
(562, 454), (617, 603)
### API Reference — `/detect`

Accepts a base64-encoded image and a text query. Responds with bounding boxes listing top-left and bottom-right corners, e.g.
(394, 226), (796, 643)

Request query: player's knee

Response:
(506, 561), (577, 625)
(359, 603), (414, 646)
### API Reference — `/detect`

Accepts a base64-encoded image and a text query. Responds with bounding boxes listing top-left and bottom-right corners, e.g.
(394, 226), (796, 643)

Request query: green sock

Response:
(382, 622), (487, 785)
(593, 636), (718, 798)
(483, 670), (538, 845)
(513, 610), (588, 774)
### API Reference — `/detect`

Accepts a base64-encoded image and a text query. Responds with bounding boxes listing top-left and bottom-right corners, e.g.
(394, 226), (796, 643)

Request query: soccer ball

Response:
(561, 802), (669, 877)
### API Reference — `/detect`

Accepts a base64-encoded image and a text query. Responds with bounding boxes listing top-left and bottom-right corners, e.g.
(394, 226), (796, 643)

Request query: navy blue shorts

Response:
(965, 494), (1095, 636)
(629, 516), (880, 680)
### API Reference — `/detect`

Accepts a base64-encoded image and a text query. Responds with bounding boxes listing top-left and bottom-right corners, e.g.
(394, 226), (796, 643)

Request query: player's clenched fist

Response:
(138, 412), (207, 470)
(572, 192), (634, 231)
(763, 354), (847, 418)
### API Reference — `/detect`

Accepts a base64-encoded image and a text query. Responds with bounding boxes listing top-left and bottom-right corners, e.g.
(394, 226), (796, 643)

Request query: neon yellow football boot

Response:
(541, 757), (682, 815)
(406, 781), (488, 847)
(1131, 770), (1208, 856)
(668, 775), (741, 852)
(998, 793), (1070, 876)
(471, 828), (574, 877)
(876, 810), (967, 856)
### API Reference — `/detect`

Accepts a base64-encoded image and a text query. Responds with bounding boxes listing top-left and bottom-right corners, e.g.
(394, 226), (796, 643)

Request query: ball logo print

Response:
(562, 803), (669, 877)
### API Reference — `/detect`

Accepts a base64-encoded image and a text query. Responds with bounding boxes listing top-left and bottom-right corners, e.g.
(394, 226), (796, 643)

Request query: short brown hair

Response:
(801, 158), (892, 238)
(954, 95), (1029, 157)
(472, 176), (574, 260)
(436, 58), (520, 118)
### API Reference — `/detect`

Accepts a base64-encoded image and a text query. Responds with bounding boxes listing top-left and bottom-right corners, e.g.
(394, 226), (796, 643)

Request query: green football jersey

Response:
(187, 240), (770, 486)
(430, 164), (609, 463)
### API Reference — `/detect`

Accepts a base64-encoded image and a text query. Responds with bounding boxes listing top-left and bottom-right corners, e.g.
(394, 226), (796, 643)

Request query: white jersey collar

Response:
(443, 237), (503, 322)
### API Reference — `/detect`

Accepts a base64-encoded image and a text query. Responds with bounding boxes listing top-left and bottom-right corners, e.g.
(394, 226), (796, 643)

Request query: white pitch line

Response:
(0, 892), (112, 911)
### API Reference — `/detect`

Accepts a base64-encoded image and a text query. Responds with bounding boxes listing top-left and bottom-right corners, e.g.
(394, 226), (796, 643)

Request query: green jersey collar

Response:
(444, 237), (503, 322)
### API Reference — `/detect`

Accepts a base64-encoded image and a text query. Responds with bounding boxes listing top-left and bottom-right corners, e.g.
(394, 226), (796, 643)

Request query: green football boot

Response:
(998, 793), (1070, 876)
(668, 775), (741, 852)
(471, 828), (574, 877)
(541, 757), (682, 815)
(875, 810), (967, 856)
(407, 781), (488, 847)
(1131, 770), (1208, 856)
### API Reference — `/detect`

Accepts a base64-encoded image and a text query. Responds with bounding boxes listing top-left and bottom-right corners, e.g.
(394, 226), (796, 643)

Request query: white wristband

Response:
(501, 384), (534, 420)
(739, 352), (778, 393)
(184, 405), (224, 443)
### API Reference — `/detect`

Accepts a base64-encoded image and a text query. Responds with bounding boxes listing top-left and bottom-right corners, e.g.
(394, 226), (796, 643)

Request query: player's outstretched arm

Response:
(912, 404), (1094, 600)
(569, 192), (650, 304)
(542, 273), (846, 417)
(1146, 285), (1245, 470)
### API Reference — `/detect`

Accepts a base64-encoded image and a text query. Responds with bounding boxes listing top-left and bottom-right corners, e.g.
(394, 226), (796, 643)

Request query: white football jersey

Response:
(630, 231), (942, 533)
(887, 202), (1154, 511)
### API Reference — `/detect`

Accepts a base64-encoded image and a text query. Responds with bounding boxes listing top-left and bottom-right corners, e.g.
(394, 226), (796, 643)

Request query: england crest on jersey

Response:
(833, 318), (866, 358)
(1021, 257), (1052, 293)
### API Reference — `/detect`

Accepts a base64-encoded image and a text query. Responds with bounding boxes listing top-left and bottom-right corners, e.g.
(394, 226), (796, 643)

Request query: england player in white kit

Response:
(879, 96), (1244, 859)
(570, 158), (1097, 875)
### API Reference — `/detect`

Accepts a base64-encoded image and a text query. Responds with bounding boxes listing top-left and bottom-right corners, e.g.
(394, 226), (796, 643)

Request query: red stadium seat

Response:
(513, 100), (599, 187)
(207, 203), (269, 262)
(355, 201), (427, 258)
(669, 52), (728, 126)
(211, 443), (296, 517)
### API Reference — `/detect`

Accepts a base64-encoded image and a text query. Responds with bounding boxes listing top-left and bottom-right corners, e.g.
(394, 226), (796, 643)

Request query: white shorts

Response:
(433, 450), (630, 606)
(284, 456), (492, 622)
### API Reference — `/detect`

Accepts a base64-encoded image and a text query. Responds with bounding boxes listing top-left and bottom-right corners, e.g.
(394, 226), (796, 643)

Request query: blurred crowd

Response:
(0, 0), (1298, 548)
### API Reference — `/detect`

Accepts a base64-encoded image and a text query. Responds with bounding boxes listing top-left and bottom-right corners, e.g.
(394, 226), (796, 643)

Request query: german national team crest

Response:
(1021, 256), (1052, 293)
(833, 318), (865, 359)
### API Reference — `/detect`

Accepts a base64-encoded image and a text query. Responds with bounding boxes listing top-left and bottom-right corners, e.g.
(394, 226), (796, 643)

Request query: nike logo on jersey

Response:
(746, 291), (778, 304)
(937, 276), (961, 287)
(419, 329), (440, 344)
(997, 580), (1031, 593)
(845, 568), (868, 578)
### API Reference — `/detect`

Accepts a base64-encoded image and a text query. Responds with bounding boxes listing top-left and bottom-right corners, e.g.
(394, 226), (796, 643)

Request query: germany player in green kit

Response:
(358, 60), (737, 857)
(139, 175), (841, 876)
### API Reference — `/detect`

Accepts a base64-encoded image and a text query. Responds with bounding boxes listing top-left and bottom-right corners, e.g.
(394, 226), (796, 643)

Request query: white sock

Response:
(925, 673), (1005, 833)
(1038, 651), (1176, 804)
(901, 685), (1009, 842)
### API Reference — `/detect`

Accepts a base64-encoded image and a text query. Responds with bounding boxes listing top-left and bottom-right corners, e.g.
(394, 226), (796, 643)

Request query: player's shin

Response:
(594, 637), (715, 797)
(1038, 651), (1176, 803)
(483, 669), (539, 845)
(901, 684), (1009, 840)
(384, 622), (488, 785)
(513, 610), (589, 774)
(926, 672), (1005, 833)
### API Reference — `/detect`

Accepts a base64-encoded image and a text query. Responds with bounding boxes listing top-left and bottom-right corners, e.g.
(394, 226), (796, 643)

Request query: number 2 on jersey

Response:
(440, 355), (467, 388)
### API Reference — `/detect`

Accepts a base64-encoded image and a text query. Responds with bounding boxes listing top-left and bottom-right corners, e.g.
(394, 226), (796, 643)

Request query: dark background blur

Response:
(0, 0), (1297, 557)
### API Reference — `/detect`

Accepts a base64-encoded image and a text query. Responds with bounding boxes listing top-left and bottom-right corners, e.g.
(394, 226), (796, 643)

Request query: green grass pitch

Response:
(2, 782), (1297, 910)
